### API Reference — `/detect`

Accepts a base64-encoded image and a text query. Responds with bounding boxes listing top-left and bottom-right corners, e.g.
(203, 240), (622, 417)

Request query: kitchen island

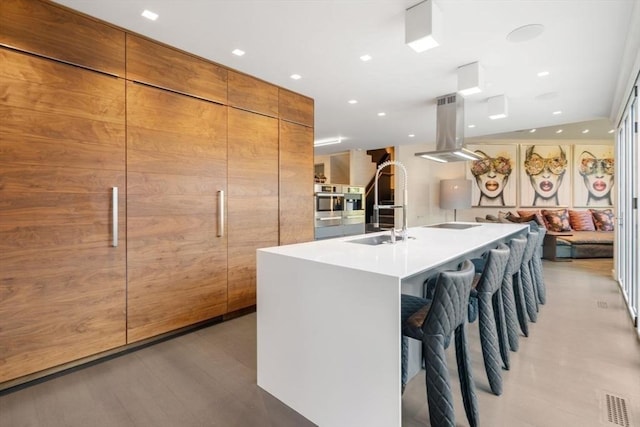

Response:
(256, 222), (528, 427)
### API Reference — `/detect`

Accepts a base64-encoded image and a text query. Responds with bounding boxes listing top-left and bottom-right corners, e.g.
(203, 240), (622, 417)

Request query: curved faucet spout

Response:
(373, 160), (408, 239)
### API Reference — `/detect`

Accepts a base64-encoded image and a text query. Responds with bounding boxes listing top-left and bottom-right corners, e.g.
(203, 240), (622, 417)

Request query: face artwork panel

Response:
(520, 145), (571, 207)
(574, 145), (614, 207)
(466, 145), (517, 207)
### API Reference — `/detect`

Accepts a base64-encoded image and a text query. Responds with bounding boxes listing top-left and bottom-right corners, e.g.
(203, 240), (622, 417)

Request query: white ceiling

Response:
(53, 0), (636, 155)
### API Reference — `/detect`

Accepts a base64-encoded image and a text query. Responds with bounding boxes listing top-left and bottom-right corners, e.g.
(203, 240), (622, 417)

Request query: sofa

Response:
(476, 208), (614, 260)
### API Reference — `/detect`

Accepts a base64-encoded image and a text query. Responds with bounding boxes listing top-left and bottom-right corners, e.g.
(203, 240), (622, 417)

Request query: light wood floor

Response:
(1, 259), (638, 427)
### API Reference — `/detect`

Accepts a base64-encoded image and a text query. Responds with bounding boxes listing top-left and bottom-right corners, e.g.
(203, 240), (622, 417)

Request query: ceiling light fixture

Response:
(488, 95), (508, 119)
(537, 71), (550, 77)
(405, 0), (443, 53)
(556, 129), (563, 134)
(348, 99), (358, 104)
(141, 9), (159, 21)
(360, 54), (372, 61)
(582, 129), (590, 134)
(377, 112), (386, 117)
(457, 62), (484, 96)
(232, 49), (245, 56)
(608, 129), (615, 134)
(468, 124), (476, 128)
(529, 129), (537, 133)
(408, 134), (415, 138)
(290, 74), (302, 80)
(314, 137), (343, 147)
(552, 110), (562, 115)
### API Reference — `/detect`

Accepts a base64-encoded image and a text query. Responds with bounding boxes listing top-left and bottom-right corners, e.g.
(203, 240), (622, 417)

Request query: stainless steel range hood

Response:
(415, 93), (484, 162)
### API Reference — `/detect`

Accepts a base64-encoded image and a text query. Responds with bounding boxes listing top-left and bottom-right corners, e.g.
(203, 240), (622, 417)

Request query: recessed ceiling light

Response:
(507, 24), (544, 43)
(348, 99), (358, 104)
(232, 49), (245, 56)
(408, 134), (415, 138)
(537, 71), (550, 77)
(290, 74), (302, 80)
(360, 54), (372, 62)
(556, 129), (563, 134)
(377, 112), (386, 117)
(608, 129), (615, 134)
(468, 124), (476, 128)
(582, 129), (590, 134)
(552, 110), (562, 115)
(141, 9), (159, 21)
(529, 129), (537, 133)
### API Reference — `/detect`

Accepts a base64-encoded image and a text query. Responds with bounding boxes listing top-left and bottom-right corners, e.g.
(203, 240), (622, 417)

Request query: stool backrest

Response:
(422, 260), (475, 337)
(505, 237), (527, 276)
(476, 244), (510, 294)
(521, 231), (539, 263)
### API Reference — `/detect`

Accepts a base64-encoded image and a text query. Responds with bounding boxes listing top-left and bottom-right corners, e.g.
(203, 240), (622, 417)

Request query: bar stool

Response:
(531, 227), (547, 305)
(468, 244), (510, 396)
(500, 237), (527, 359)
(401, 260), (479, 427)
(514, 231), (539, 337)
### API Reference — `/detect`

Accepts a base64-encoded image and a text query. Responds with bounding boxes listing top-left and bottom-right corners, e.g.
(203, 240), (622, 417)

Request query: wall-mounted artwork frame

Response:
(465, 144), (517, 207)
(519, 144), (571, 207)
(573, 145), (615, 207)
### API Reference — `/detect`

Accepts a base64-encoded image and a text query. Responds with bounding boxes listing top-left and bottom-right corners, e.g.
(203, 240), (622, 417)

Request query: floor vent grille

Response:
(597, 301), (609, 309)
(605, 393), (630, 426)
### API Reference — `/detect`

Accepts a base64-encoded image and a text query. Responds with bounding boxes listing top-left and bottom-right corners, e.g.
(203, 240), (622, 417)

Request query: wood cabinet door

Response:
(279, 89), (314, 127)
(228, 71), (279, 118)
(0, 49), (127, 383)
(0, 0), (125, 76)
(227, 108), (279, 311)
(279, 121), (315, 245)
(126, 82), (228, 343)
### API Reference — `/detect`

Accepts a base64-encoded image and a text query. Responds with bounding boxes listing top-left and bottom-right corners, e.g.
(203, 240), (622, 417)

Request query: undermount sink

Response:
(347, 234), (415, 245)
(424, 223), (481, 230)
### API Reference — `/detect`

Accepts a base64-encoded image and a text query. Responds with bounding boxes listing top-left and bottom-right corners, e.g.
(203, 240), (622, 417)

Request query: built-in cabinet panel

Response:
(126, 34), (227, 104)
(279, 120), (315, 245)
(126, 82), (228, 343)
(228, 71), (279, 117)
(227, 108), (279, 311)
(0, 49), (127, 383)
(0, 0), (125, 76)
(279, 88), (314, 127)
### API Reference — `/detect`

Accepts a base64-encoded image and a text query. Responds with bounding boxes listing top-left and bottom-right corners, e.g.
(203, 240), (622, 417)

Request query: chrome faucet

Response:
(373, 160), (408, 241)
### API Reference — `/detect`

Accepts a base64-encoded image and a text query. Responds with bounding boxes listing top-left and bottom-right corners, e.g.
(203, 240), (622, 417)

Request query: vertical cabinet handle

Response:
(217, 190), (224, 237)
(112, 187), (118, 247)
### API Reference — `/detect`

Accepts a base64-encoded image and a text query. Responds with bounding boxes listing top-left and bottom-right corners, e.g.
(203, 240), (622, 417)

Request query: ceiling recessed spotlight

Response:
(529, 129), (537, 133)
(552, 110), (562, 115)
(348, 99), (358, 104)
(232, 49), (245, 56)
(507, 24), (544, 43)
(608, 129), (615, 134)
(537, 71), (550, 77)
(377, 112), (386, 117)
(141, 9), (159, 21)
(360, 54), (372, 62)
(556, 129), (563, 134)
(290, 74), (302, 80)
(408, 134), (415, 138)
(582, 129), (590, 134)
(468, 124), (476, 128)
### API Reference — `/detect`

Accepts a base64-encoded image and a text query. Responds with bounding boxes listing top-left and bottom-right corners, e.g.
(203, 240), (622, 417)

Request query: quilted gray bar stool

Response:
(468, 244), (510, 396)
(514, 231), (539, 337)
(401, 260), (479, 427)
(531, 227), (547, 305)
(500, 237), (527, 360)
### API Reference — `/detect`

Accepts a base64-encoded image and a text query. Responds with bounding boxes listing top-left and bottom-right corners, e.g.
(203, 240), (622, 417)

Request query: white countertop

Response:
(259, 222), (529, 279)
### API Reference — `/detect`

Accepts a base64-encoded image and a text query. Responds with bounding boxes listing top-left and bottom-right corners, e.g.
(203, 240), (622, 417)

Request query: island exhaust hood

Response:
(415, 93), (484, 163)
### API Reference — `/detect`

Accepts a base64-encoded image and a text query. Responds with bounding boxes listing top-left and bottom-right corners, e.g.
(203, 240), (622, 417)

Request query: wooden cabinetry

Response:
(0, 49), (127, 383)
(126, 82), (228, 343)
(228, 71), (279, 117)
(0, 0), (125, 76)
(126, 34), (227, 104)
(227, 108), (279, 311)
(279, 120), (315, 245)
(279, 88), (314, 127)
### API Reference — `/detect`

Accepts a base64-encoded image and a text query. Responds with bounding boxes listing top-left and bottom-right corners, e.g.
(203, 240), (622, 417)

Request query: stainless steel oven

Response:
(314, 184), (344, 214)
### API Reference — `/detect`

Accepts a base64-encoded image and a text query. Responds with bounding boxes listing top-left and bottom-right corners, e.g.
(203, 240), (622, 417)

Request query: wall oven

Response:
(314, 184), (344, 214)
